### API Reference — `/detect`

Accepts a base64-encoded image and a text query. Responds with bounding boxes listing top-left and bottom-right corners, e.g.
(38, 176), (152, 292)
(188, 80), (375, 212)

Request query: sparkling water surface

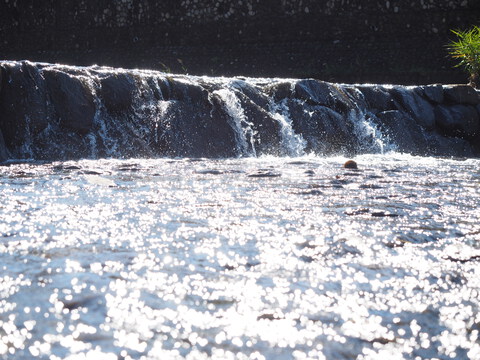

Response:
(1, 154), (480, 359)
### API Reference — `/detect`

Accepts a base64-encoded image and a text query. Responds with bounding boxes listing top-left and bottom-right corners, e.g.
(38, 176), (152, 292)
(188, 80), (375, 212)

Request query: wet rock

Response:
(157, 92), (239, 158)
(232, 80), (270, 109)
(0, 129), (8, 162)
(44, 70), (95, 134)
(247, 170), (281, 177)
(443, 85), (480, 105)
(356, 85), (395, 112)
(263, 81), (292, 102)
(434, 104), (480, 140)
(0, 62), (49, 149)
(343, 159), (358, 169)
(419, 84), (444, 104)
(234, 91), (282, 155)
(294, 79), (351, 114)
(375, 110), (428, 154)
(391, 86), (436, 130)
(425, 132), (474, 157)
(170, 78), (209, 103)
(99, 73), (136, 114)
(289, 100), (355, 154)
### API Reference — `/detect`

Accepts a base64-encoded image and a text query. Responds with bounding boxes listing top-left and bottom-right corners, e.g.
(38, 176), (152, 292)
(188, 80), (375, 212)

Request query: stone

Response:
(443, 85), (480, 105)
(288, 100), (355, 154)
(419, 85), (444, 103)
(0, 61), (49, 149)
(294, 79), (351, 114)
(0, 129), (8, 162)
(263, 81), (292, 102)
(434, 104), (480, 140)
(391, 87), (436, 130)
(425, 132), (474, 157)
(375, 110), (428, 155)
(232, 91), (282, 155)
(344, 160), (357, 169)
(44, 69), (95, 134)
(170, 78), (210, 104)
(356, 85), (395, 113)
(99, 73), (136, 114)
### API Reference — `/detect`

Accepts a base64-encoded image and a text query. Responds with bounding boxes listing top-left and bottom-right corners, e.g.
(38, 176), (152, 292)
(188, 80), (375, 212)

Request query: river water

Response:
(1, 154), (480, 359)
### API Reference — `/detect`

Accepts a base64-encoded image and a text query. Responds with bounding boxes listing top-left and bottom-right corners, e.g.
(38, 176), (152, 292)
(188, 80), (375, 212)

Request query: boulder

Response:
(425, 132), (475, 157)
(44, 70), (95, 134)
(356, 85), (395, 113)
(99, 73), (136, 114)
(234, 90), (281, 155)
(169, 77), (210, 104)
(443, 85), (479, 105)
(374, 110), (427, 155)
(230, 80), (270, 109)
(434, 104), (480, 140)
(288, 100), (355, 154)
(263, 81), (292, 102)
(0, 129), (8, 162)
(391, 86), (436, 130)
(419, 85), (444, 104)
(0, 61), (49, 149)
(293, 79), (351, 114)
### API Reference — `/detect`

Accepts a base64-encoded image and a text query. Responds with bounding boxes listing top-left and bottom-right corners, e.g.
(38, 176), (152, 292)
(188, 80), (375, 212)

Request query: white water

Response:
(214, 87), (258, 157)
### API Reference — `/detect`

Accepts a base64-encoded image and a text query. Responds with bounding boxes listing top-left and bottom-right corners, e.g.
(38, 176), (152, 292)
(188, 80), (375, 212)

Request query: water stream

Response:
(1, 154), (479, 359)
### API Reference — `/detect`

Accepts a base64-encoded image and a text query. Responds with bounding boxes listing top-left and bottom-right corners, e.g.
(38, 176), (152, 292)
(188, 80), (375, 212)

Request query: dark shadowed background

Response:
(0, 0), (478, 84)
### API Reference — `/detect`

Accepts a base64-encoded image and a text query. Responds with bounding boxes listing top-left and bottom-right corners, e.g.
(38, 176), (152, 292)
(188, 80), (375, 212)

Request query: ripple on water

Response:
(0, 154), (480, 359)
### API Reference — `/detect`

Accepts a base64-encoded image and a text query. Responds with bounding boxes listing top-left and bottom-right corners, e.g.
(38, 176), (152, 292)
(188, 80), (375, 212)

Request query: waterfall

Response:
(0, 60), (478, 161)
(213, 87), (257, 157)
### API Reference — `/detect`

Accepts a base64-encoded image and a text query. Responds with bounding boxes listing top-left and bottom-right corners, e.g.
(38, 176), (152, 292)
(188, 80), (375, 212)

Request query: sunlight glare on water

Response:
(1, 154), (480, 359)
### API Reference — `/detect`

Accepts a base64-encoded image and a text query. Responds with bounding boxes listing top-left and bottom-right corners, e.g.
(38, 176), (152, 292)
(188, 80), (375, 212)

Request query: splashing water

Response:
(214, 87), (258, 157)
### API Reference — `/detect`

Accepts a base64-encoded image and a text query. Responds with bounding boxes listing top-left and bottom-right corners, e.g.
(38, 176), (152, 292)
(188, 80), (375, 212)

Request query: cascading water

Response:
(1, 61), (480, 360)
(213, 87), (257, 157)
(0, 60), (479, 161)
(268, 98), (307, 157)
